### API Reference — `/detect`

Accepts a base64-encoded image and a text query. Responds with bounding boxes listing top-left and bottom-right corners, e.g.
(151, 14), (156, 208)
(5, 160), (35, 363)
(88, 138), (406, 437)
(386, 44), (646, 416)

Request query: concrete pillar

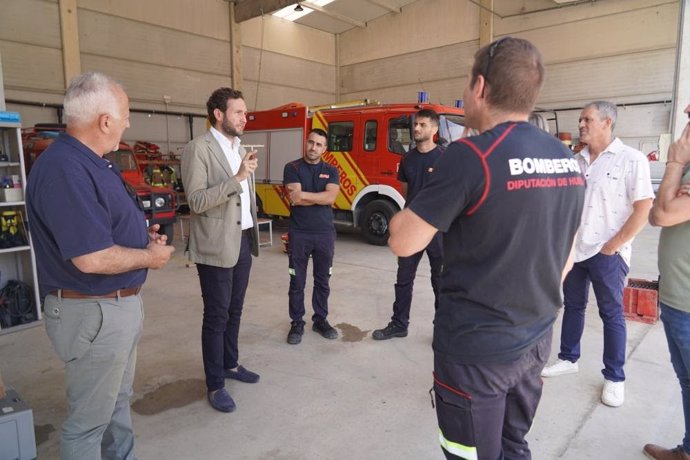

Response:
(671, 0), (690, 141)
(0, 50), (6, 111)
(58, 0), (81, 86)
(335, 34), (341, 103)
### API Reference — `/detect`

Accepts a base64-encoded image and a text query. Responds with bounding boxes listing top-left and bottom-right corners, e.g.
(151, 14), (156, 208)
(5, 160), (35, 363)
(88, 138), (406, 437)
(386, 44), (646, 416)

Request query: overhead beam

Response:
(229, 1), (242, 90)
(362, 0), (400, 14)
(234, 0), (295, 23)
(302, 1), (366, 28)
(479, 0), (494, 49)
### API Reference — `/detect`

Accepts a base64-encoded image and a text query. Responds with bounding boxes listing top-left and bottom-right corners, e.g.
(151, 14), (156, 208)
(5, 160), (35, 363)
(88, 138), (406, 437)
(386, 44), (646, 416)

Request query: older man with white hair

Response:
(542, 100), (654, 408)
(26, 72), (174, 460)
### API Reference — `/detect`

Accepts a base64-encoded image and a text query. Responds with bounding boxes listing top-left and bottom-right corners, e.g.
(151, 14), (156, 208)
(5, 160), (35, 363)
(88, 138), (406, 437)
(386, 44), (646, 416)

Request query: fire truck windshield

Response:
(438, 114), (466, 146)
(104, 150), (137, 171)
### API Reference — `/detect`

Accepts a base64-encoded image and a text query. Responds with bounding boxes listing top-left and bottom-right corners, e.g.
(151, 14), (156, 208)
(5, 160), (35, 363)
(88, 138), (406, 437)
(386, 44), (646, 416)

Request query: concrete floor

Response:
(0, 222), (683, 459)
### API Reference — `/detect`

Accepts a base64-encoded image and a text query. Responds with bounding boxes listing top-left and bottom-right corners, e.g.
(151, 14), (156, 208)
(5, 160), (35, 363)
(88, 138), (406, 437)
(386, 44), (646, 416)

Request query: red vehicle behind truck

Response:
(22, 125), (178, 242)
(242, 100), (465, 245)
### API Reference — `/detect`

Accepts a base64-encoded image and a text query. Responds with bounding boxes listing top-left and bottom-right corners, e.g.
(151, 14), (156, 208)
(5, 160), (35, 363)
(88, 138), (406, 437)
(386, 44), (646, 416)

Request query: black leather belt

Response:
(49, 287), (142, 299)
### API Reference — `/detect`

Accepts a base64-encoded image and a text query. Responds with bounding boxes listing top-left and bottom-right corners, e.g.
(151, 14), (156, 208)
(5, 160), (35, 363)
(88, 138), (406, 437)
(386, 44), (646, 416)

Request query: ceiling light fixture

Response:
(294, 1), (304, 11)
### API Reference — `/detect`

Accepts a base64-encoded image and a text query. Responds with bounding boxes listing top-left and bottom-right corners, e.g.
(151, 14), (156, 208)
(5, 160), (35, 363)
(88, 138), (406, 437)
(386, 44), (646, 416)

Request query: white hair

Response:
(63, 72), (123, 126)
(585, 100), (618, 132)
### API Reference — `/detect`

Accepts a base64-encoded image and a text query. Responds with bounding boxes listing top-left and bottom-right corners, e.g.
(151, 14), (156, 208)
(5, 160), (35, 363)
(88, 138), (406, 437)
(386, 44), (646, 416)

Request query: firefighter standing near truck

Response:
(372, 108), (443, 340)
(284, 128), (340, 345)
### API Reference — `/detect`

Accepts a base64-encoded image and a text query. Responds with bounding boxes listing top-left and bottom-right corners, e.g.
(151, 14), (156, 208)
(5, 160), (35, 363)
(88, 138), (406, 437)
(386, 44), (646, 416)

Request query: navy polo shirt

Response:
(283, 159), (339, 233)
(26, 133), (148, 296)
(398, 145), (443, 205)
(409, 122), (585, 364)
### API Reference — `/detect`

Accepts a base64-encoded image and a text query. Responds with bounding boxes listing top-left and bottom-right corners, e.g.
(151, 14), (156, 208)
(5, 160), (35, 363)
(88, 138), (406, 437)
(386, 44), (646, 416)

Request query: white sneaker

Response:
(601, 380), (624, 407)
(541, 359), (579, 377)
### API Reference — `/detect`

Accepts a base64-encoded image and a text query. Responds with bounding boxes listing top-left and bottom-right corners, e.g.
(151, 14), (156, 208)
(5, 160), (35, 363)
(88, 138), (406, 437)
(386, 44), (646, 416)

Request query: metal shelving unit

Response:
(0, 118), (40, 332)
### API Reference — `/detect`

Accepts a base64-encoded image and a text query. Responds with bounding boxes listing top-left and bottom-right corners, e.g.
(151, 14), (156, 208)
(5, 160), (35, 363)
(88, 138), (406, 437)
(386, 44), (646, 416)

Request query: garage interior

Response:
(0, 0), (689, 458)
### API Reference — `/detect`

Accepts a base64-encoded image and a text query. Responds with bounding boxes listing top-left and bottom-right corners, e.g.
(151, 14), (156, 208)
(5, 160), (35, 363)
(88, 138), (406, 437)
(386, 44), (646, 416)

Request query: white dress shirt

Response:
(210, 127), (254, 230)
(574, 137), (654, 266)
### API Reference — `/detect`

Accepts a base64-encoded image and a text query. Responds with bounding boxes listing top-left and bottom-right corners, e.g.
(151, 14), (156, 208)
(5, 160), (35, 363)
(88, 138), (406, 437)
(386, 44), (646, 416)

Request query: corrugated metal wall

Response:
(338, 0), (678, 151)
(0, 0), (681, 153)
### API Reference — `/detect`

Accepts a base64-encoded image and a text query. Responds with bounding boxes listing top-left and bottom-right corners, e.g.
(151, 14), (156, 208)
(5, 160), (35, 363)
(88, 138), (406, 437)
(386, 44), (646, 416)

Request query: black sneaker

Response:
(312, 319), (338, 340)
(372, 322), (408, 340)
(287, 323), (304, 345)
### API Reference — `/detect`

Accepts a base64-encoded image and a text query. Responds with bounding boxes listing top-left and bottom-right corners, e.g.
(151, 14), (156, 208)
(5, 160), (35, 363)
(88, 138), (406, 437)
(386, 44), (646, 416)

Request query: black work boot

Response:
(312, 319), (338, 340)
(287, 323), (304, 345)
(372, 321), (408, 340)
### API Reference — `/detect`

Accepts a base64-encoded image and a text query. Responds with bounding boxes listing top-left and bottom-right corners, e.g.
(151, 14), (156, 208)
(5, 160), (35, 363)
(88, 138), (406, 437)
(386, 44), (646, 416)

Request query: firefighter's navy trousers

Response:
(288, 230), (335, 324)
(392, 232), (442, 328)
(433, 333), (551, 460)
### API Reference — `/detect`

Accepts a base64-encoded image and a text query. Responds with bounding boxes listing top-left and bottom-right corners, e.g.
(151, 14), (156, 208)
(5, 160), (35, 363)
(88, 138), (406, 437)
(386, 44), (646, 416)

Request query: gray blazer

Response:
(181, 131), (259, 267)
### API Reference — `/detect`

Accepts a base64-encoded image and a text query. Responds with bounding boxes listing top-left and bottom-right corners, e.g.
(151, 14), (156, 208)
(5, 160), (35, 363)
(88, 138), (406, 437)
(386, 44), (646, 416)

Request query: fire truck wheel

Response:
(161, 223), (175, 245)
(362, 199), (397, 246)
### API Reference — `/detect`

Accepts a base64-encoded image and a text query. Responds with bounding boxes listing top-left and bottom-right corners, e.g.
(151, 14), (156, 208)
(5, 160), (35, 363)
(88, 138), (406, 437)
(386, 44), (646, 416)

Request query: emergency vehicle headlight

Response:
(154, 197), (166, 208)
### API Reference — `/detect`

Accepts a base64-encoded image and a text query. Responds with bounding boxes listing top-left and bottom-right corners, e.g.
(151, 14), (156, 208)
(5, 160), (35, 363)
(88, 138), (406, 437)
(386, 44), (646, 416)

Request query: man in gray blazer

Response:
(181, 87), (260, 413)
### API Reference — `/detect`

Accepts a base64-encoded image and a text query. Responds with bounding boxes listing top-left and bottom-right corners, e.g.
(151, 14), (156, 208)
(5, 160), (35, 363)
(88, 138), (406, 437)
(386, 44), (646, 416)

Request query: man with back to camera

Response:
(541, 101), (654, 408)
(372, 108), (443, 340)
(181, 87), (261, 413)
(388, 37), (585, 459)
(284, 128), (340, 345)
(26, 71), (175, 460)
(643, 101), (690, 460)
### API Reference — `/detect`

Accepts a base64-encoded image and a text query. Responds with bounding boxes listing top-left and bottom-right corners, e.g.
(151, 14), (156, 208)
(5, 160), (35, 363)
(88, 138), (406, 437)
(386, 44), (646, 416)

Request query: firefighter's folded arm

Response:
(295, 184), (339, 206)
(388, 208), (437, 257)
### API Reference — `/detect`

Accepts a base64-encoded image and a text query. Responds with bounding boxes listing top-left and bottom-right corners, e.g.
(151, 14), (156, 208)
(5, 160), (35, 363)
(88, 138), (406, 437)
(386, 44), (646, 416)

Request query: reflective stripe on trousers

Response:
(439, 429), (478, 460)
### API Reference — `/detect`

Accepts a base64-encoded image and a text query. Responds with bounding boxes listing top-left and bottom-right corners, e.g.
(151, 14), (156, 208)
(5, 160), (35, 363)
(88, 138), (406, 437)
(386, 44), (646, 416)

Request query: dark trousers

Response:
(433, 334), (551, 460)
(197, 232), (253, 392)
(288, 230), (335, 325)
(559, 252), (629, 382)
(392, 232), (442, 328)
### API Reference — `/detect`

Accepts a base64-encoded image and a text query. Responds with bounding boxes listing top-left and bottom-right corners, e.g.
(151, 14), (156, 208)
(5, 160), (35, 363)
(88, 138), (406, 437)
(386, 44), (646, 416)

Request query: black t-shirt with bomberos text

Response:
(409, 121), (585, 364)
(284, 159), (339, 233)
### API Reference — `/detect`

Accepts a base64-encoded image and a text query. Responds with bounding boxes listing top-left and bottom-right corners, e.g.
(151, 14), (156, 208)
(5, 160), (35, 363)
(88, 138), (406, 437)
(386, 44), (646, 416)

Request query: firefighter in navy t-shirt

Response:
(389, 38), (585, 460)
(284, 128), (340, 345)
(372, 109), (443, 340)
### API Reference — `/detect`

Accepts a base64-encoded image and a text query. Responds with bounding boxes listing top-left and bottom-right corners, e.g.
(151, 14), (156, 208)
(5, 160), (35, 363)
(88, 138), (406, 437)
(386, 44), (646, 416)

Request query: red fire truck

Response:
(22, 126), (178, 243)
(242, 100), (465, 245)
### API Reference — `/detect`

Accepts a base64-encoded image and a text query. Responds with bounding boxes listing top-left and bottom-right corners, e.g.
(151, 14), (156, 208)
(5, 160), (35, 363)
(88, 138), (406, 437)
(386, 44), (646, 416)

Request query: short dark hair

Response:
(309, 128), (328, 143)
(207, 87), (244, 125)
(416, 108), (440, 126)
(470, 37), (544, 114)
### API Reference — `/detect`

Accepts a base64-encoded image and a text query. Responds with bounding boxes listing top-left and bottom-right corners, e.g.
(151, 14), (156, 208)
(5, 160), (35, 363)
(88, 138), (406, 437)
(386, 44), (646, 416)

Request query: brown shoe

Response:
(644, 444), (690, 460)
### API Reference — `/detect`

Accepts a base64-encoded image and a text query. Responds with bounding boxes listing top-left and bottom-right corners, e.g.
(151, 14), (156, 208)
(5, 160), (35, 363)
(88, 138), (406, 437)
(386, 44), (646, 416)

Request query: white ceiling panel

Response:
(266, 0), (607, 34)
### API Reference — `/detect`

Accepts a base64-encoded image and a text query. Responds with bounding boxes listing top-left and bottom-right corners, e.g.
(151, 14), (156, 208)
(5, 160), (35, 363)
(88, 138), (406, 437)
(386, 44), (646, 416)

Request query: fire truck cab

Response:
(243, 101), (465, 245)
(22, 126), (178, 244)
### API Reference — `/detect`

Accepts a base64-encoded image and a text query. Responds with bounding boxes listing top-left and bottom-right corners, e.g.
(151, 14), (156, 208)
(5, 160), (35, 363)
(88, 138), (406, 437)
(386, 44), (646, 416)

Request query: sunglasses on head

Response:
(481, 37), (509, 85)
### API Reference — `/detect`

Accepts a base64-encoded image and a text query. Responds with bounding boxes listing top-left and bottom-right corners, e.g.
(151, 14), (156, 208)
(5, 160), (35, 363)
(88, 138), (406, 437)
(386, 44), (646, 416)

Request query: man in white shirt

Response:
(181, 88), (261, 413)
(542, 100), (654, 408)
